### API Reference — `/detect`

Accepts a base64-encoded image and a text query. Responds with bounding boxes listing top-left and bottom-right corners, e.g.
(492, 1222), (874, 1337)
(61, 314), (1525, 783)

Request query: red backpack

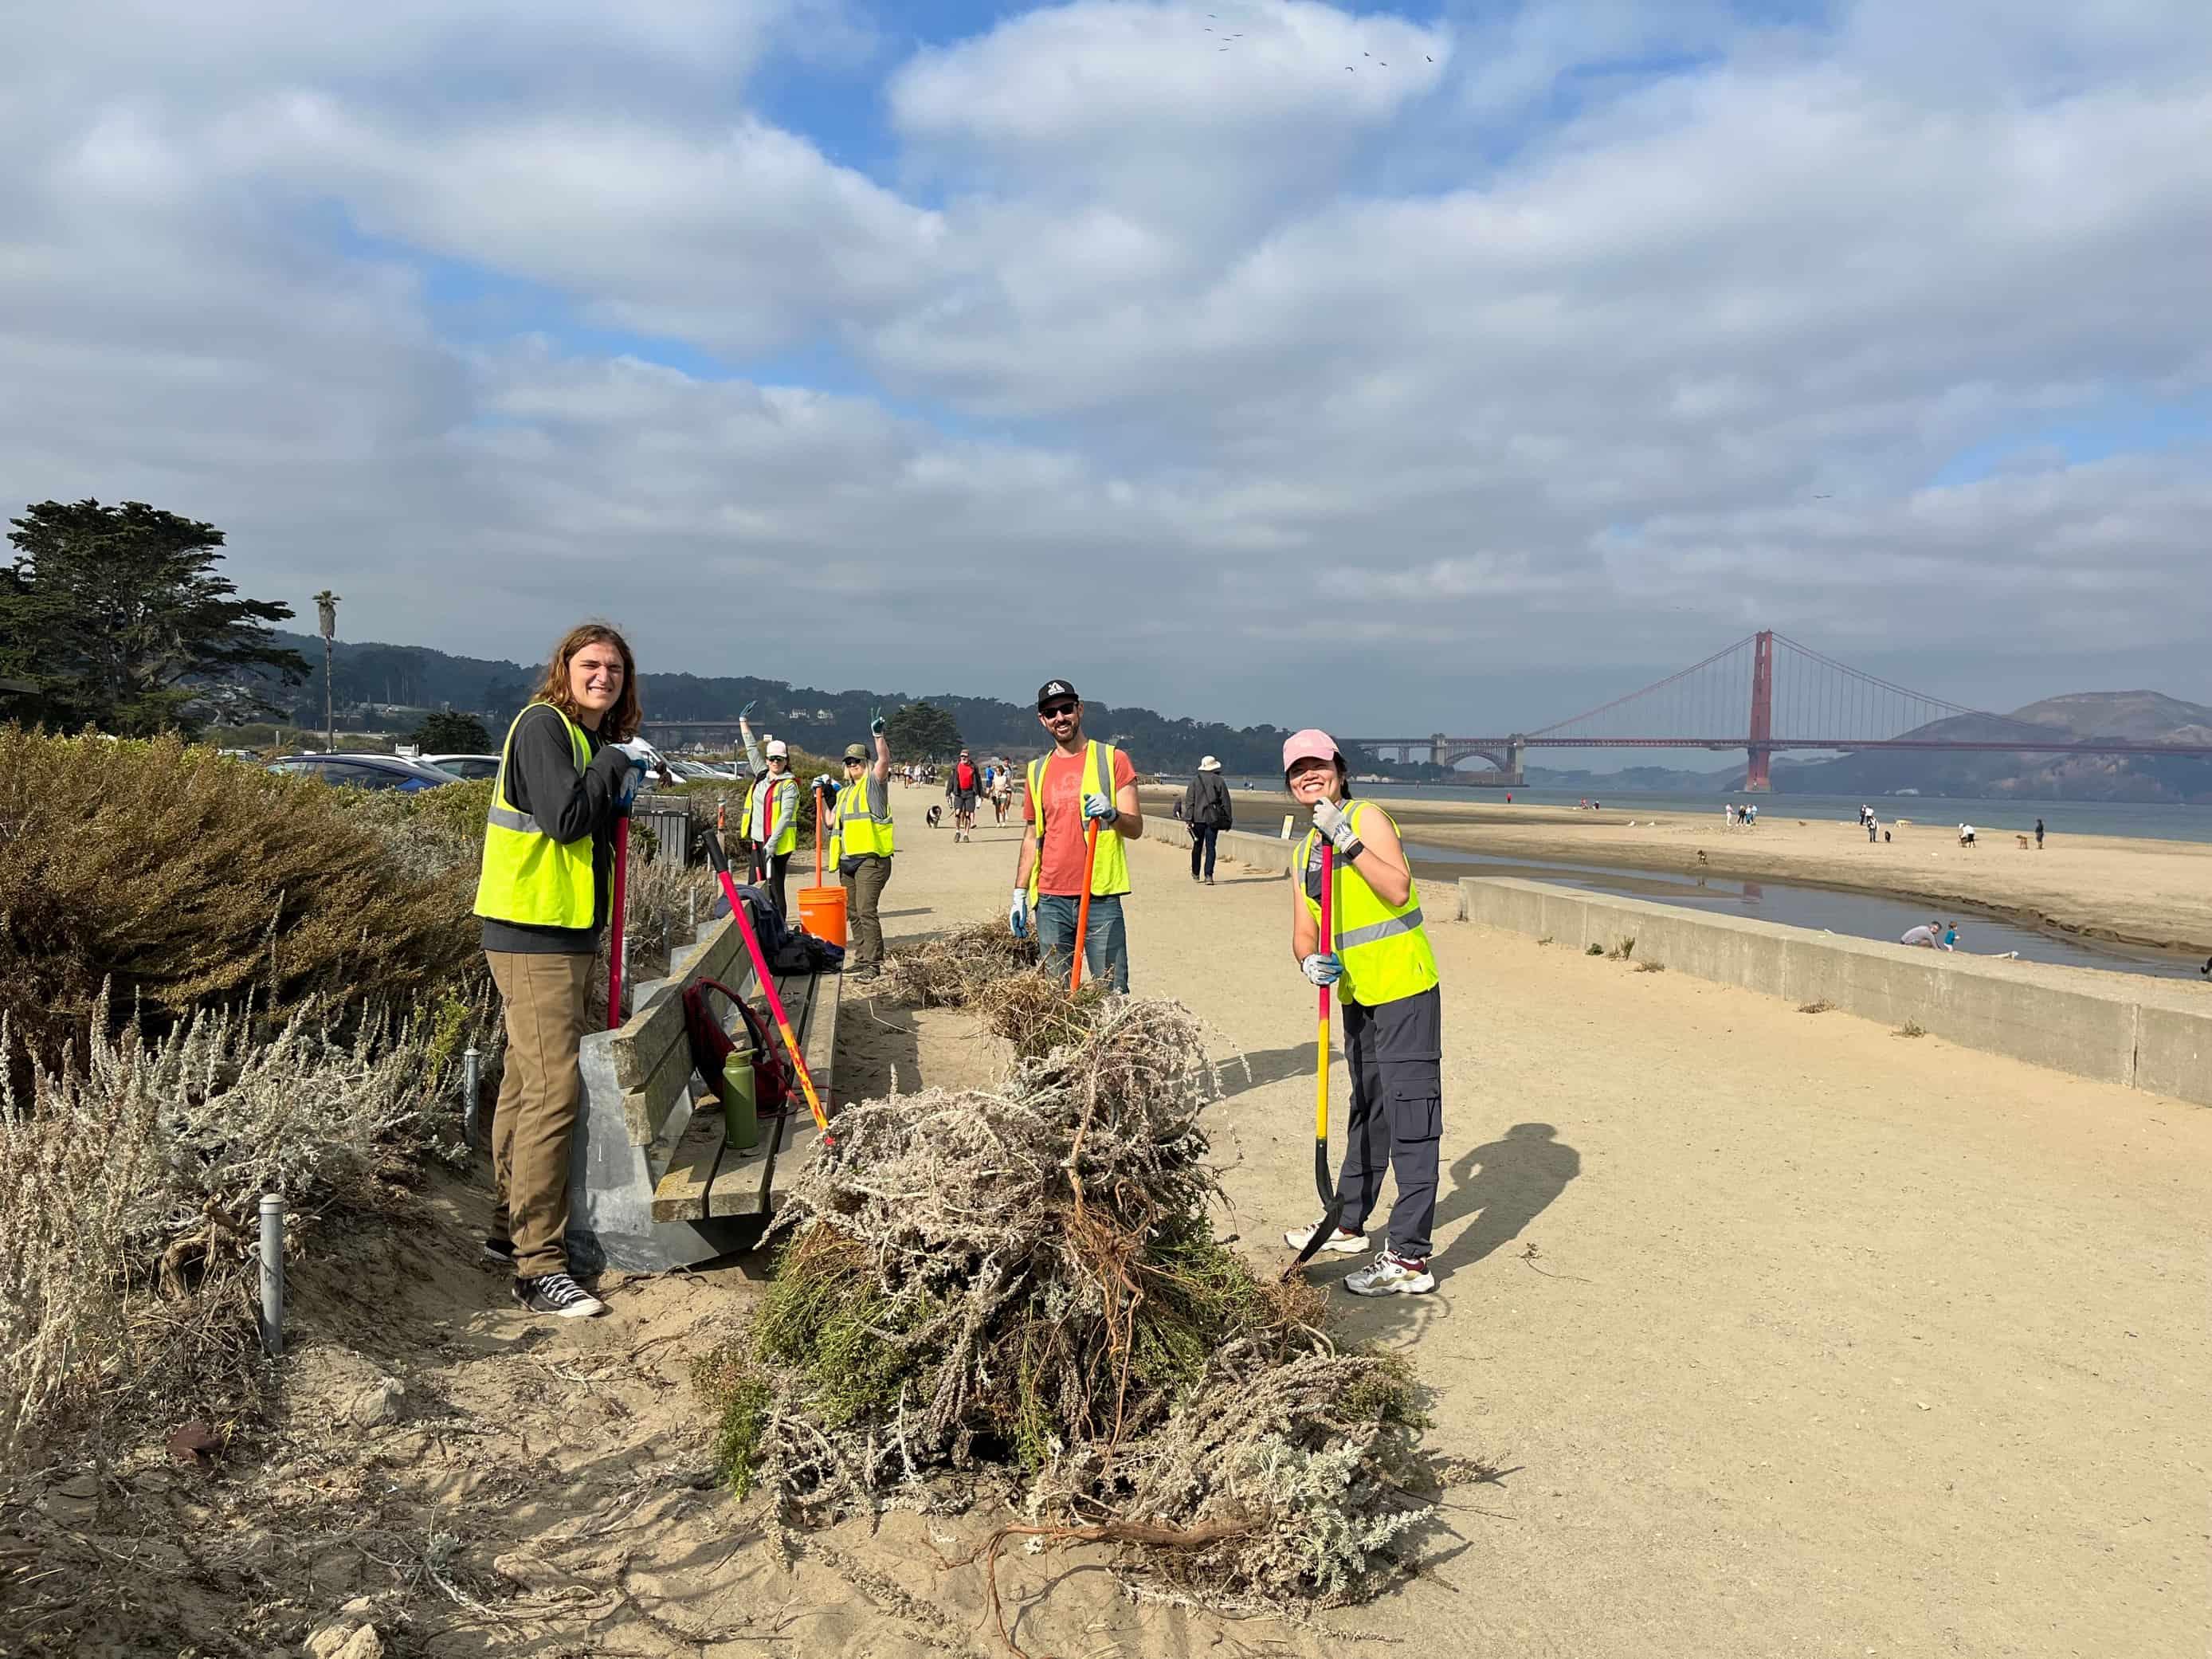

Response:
(680, 978), (794, 1117)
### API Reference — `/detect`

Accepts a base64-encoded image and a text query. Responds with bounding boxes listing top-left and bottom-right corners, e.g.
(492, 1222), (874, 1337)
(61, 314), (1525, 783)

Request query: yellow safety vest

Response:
(1026, 741), (1130, 901)
(744, 771), (799, 856)
(475, 704), (597, 929)
(831, 774), (895, 860)
(1296, 801), (1437, 1007)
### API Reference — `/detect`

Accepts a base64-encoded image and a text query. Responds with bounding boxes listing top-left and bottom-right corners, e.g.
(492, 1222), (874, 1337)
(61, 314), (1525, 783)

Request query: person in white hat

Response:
(1280, 728), (1442, 1296)
(736, 706), (799, 916)
(1179, 756), (1233, 884)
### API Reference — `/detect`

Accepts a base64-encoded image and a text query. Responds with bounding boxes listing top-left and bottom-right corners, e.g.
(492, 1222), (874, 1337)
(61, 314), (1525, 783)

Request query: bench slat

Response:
(620, 1022), (700, 1146)
(706, 967), (822, 1219)
(763, 968), (841, 1214)
(649, 1092), (724, 1222)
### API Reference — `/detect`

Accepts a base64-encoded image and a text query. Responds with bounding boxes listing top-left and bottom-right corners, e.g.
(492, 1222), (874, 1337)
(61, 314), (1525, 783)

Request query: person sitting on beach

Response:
(1900, 921), (1942, 948)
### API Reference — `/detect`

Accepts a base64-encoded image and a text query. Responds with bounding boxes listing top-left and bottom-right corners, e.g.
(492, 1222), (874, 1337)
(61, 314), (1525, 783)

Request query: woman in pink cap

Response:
(1281, 728), (1441, 1295)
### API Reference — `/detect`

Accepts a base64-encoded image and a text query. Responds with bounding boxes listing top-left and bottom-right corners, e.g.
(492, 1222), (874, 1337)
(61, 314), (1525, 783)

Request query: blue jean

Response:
(1036, 893), (1129, 993)
(1189, 824), (1220, 880)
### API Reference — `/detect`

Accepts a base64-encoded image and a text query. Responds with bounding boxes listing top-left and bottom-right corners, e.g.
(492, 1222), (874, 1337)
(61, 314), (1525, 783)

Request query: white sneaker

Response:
(1344, 1251), (1436, 1296)
(1283, 1220), (1367, 1255)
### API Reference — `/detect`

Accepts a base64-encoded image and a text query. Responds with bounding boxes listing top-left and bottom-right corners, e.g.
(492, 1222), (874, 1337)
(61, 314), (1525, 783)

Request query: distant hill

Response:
(265, 632), (1300, 772)
(1773, 689), (2212, 803)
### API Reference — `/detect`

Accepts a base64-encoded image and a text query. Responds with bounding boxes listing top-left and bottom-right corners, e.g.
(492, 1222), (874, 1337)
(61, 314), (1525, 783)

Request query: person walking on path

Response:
(736, 707), (799, 916)
(1277, 728), (1442, 1297)
(828, 712), (894, 977)
(1010, 678), (1143, 992)
(1181, 755), (1233, 884)
(473, 622), (656, 1319)
(949, 747), (984, 842)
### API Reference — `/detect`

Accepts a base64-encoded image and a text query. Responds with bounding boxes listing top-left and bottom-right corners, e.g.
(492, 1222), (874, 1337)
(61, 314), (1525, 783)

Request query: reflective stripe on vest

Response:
(1026, 739), (1131, 901)
(475, 704), (597, 929)
(834, 775), (895, 859)
(1298, 801), (1438, 1007)
(747, 773), (798, 855)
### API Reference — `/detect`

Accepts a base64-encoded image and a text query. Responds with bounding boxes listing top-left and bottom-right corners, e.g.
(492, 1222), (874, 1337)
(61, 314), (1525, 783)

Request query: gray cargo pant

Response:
(1334, 985), (1442, 1261)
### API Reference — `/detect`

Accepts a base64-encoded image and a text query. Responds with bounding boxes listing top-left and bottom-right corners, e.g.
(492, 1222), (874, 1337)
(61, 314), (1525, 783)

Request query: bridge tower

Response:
(1744, 629), (1775, 791)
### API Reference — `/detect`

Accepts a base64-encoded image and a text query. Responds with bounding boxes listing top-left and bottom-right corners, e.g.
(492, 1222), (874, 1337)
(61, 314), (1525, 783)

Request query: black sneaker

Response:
(482, 1236), (516, 1267)
(512, 1272), (606, 1319)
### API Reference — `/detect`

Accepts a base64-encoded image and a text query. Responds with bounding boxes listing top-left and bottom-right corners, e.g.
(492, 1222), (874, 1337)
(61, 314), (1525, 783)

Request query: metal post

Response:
(688, 888), (697, 932)
(313, 590), (341, 754)
(461, 1042), (481, 1149)
(258, 1194), (285, 1359)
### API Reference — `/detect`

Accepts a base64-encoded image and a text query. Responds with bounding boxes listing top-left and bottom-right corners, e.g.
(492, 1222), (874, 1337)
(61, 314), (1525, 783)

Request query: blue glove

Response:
(1082, 791), (1117, 822)
(869, 706), (886, 735)
(1009, 888), (1030, 936)
(739, 700), (757, 720)
(1300, 952), (1343, 986)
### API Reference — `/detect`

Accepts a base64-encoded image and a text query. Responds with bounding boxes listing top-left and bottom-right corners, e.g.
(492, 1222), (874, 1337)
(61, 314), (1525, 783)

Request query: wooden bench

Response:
(649, 960), (839, 1225)
(567, 912), (841, 1275)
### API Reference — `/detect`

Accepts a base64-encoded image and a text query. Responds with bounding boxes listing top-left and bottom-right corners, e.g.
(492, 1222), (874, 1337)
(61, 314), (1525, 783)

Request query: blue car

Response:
(266, 753), (462, 792)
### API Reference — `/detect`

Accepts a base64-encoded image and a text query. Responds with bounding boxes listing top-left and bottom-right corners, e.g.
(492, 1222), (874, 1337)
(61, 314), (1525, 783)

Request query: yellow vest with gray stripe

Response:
(475, 704), (596, 928)
(744, 771), (799, 856)
(831, 775), (895, 859)
(1297, 800), (1437, 1007)
(1026, 740), (1130, 901)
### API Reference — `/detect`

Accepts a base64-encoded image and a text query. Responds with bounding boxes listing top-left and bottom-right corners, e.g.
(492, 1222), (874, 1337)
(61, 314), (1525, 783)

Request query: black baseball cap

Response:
(1036, 679), (1078, 709)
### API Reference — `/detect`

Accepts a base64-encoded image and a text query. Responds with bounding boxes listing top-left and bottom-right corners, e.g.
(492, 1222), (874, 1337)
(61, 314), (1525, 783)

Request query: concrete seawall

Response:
(1457, 877), (2212, 1108)
(1148, 817), (1298, 873)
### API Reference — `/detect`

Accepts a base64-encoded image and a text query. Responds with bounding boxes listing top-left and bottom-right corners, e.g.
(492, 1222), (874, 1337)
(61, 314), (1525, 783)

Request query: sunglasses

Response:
(1039, 702), (1078, 719)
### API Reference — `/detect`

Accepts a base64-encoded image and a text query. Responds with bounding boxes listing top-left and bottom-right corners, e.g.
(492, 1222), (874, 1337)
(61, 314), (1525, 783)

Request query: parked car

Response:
(266, 753), (461, 792)
(419, 752), (501, 782)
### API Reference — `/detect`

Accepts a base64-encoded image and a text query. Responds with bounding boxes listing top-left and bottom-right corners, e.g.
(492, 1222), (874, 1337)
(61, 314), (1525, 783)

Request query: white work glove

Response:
(1300, 952), (1343, 986)
(612, 737), (657, 767)
(1311, 798), (1362, 856)
(814, 773), (836, 794)
(1009, 888), (1030, 935)
(1082, 791), (1117, 822)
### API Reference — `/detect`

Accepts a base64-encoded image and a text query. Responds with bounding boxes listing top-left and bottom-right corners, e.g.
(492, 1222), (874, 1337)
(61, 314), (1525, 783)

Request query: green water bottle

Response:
(720, 1049), (760, 1151)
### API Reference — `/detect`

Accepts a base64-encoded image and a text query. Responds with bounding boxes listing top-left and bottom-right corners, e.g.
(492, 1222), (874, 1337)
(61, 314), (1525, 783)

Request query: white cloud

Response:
(1, 0), (2207, 733)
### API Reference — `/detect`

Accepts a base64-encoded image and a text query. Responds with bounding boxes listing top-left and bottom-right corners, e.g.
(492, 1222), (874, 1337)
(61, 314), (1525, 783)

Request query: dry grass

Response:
(1798, 999), (1834, 1014)
(880, 917), (1040, 1009)
(1896, 1019), (1928, 1038)
(0, 729), (480, 1080)
(697, 994), (1440, 1618)
(0, 986), (494, 1468)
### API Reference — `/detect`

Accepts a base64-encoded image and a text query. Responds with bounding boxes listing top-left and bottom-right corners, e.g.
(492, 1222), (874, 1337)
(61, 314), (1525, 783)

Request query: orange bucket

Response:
(797, 884), (847, 948)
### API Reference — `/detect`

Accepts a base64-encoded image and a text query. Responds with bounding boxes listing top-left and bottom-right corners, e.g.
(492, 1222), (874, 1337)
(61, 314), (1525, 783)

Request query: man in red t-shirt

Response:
(1010, 678), (1143, 991)
(948, 748), (983, 842)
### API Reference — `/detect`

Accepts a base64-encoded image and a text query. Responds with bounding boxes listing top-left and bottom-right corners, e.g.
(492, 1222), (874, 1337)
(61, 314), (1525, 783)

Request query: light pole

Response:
(312, 590), (340, 753)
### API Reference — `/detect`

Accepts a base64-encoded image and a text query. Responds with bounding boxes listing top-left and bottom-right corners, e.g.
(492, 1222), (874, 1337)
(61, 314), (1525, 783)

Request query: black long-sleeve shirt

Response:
(480, 704), (633, 956)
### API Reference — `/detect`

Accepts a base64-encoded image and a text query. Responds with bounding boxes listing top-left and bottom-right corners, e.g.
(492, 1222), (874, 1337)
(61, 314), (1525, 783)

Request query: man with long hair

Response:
(474, 622), (653, 1318)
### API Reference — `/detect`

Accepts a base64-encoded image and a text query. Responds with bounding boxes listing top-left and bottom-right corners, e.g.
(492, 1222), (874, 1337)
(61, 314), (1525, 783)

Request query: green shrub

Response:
(0, 728), (479, 1074)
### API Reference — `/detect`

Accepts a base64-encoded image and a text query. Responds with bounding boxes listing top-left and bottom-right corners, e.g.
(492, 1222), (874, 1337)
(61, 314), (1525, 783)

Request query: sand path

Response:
(861, 805), (2212, 1657)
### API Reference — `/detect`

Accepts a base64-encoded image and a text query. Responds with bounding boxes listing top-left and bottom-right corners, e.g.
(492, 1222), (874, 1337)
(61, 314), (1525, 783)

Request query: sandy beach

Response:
(1146, 786), (2212, 959)
(74, 814), (2206, 1658)
(826, 813), (2212, 1656)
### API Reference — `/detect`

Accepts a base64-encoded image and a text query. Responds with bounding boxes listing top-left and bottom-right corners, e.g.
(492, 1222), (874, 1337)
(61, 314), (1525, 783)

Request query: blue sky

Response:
(3, 0), (2208, 733)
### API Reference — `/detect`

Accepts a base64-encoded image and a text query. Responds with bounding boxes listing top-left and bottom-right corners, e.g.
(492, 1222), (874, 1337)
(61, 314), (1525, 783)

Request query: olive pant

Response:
(840, 854), (892, 970)
(484, 951), (592, 1279)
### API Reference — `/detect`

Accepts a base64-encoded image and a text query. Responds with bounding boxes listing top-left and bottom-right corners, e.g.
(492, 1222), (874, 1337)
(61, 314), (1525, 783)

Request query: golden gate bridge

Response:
(1347, 630), (2212, 790)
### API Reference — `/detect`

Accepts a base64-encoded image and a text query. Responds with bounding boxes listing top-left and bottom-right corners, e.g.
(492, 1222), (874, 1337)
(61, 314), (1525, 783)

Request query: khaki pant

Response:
(485, 951), (592, 1279)
(840, 854), (892, 970)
